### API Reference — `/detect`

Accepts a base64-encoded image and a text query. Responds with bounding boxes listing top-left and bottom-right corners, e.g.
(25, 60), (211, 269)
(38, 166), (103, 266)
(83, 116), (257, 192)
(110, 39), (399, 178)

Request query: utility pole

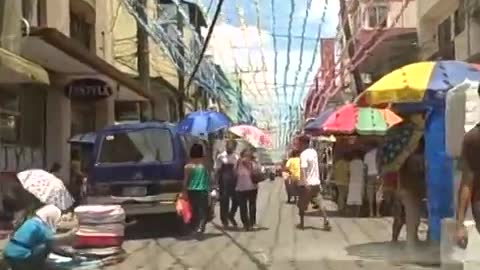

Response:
(339, 0), (363, 94)
(136, 0), (151, 93)
(136, 0), (151, 120)
(176, 5), (186, 118)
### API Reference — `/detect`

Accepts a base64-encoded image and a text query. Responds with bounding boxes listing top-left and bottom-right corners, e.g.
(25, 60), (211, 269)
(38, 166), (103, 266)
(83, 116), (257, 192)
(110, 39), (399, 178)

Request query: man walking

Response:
(333, 153), (349, 213)
(364, 146), (380, 217)
(297, 136), (331, 231)
(215, 140), (239, 228)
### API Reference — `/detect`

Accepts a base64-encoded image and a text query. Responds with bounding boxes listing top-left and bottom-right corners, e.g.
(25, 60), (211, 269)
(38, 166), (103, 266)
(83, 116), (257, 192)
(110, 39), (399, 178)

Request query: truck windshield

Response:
(97, 128), (173, 164)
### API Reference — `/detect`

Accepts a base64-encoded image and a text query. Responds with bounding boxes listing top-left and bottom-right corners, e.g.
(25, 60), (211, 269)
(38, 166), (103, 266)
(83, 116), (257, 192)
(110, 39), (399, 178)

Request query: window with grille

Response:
(70, 11), (93, 51)
(0, 90), (20, 143)
(364, 5), (388, 28)
(21, 0), (45, 27)
(454, 0), (466, 36)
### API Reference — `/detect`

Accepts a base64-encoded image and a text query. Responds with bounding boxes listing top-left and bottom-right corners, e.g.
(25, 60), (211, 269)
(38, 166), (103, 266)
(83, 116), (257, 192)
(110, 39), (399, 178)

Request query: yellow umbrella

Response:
(356, 61), (480, 106)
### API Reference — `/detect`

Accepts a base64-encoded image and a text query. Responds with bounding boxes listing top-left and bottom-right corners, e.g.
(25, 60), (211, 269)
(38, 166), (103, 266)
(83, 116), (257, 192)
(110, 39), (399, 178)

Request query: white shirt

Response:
(349, 159), (365, 182)
(214, 151), (239, 170)
(300, 148), (321, 186)
(364, 148), (378, 176)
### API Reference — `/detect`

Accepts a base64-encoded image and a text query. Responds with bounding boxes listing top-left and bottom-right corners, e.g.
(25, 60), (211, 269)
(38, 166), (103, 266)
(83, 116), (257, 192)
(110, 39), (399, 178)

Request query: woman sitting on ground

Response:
(3, 204), (78, 270)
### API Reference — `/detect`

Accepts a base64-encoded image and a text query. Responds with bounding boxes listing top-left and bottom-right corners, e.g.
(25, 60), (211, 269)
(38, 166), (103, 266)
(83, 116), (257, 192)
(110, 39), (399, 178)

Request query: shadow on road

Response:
(345, 241), (440, 267)
(210, 223), (271, 269)
(124, 213), (181, 240)
(304, 209), (345, 218)
(124, 213), (216, 241)
(220, 225), (269, 233)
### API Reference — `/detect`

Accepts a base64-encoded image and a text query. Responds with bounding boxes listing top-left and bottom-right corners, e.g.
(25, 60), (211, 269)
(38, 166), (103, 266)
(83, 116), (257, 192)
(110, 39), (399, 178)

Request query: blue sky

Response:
(199, 0), (339, 147)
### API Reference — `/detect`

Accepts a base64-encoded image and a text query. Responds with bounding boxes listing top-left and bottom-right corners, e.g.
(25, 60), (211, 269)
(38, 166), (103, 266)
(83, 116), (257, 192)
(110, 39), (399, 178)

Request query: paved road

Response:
(110, 179), (439, 270)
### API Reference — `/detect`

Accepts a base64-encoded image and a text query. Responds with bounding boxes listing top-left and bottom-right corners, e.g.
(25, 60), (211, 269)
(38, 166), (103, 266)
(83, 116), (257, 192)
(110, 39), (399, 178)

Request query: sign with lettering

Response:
(64, 79), (113, 100)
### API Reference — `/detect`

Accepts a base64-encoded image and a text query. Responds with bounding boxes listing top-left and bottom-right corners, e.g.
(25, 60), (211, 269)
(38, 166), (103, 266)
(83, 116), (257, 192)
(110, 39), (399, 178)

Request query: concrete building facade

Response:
(418, 0), (480, 62)
(305, 0), (418, 116)
(0, 0), (152, 183)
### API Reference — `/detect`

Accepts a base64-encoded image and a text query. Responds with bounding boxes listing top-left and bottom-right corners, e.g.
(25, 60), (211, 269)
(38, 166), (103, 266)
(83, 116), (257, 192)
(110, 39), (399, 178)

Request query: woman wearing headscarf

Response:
(4, 204), (77, 269)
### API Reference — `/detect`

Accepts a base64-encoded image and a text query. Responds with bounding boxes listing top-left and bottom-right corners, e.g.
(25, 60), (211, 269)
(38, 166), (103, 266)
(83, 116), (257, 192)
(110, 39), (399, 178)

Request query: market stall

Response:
(357, 60), (480, 241)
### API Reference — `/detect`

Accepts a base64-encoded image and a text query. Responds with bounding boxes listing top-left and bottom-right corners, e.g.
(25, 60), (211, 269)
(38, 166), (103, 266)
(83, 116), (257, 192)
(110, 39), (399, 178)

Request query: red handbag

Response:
(176, 196), (192, 224)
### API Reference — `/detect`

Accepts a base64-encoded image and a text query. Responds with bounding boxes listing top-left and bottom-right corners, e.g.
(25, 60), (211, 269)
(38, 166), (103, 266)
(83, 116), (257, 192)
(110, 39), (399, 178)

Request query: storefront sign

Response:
(64, 79), (113, 100)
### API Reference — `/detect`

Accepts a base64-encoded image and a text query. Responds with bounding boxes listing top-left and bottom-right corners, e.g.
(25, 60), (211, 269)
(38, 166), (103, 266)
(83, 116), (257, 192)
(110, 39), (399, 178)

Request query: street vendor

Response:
(3, 204), (78, 270)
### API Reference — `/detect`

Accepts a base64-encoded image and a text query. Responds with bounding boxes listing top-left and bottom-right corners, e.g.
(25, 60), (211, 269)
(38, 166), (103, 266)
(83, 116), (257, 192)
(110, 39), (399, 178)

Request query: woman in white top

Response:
(347, 152), (365, 217)
(236, 149), (258, 231)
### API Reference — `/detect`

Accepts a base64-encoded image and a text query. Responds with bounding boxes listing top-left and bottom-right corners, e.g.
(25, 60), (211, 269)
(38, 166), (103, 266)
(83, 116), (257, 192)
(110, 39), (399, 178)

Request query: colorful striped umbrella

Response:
(306, 104), (402, 136)
(357, 61), (480, 106)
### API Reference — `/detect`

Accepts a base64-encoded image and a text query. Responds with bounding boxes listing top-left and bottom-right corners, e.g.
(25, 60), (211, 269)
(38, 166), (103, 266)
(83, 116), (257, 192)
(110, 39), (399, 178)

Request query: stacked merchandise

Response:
(73, 205), (126, 257)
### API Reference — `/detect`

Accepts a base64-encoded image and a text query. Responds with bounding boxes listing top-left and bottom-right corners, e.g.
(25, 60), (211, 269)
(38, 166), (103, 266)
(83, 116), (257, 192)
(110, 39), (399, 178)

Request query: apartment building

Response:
(304, 0), (418, 117)
(0, 0), (152, 181)
(350, 0), (418, 83)
(112, 0), (212, 122)
(0, 0), (51, 181)
(417, 0), (480, 62)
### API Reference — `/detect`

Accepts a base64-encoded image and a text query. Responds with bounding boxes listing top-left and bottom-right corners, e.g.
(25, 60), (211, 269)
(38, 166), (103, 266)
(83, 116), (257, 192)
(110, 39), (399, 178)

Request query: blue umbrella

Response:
(304, 107), (336, 133)
(177, 111), (230, 137)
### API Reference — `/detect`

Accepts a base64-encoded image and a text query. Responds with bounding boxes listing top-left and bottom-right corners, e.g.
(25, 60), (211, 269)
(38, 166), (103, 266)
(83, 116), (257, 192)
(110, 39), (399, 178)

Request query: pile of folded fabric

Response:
(73, 205), (125, 258)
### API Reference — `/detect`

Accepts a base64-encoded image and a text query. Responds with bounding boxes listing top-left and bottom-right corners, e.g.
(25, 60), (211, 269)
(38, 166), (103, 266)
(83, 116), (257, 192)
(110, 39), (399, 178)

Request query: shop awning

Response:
(0, 47), (50, 84)
(21, 27), (154, 101)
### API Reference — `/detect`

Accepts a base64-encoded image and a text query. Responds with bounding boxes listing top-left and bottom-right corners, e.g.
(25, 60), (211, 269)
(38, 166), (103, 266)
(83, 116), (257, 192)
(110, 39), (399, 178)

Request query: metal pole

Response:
(136, 0), (152, 120)
(177, 4), (186, 118)
(136, 0), (151, 94)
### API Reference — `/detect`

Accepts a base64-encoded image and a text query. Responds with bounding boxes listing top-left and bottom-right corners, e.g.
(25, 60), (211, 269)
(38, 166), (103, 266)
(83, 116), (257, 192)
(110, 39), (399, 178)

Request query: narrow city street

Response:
(110, 179), (439, 270)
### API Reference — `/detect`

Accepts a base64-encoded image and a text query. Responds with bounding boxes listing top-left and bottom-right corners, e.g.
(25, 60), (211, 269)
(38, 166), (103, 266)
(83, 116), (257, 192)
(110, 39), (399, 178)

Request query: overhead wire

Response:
(303, 0), (372, 116)
(123, 0), (238, 107)
(208, 2), (259, 120)
(269, 0), (282, 147)
(252, 0), (272, 100)
(279, 0), (296, 146)
(290, 0), (313, 106)
(296, 0), (329, 119)
(280, 0), (329, 146)
(219, 12), (264, 100)
(303, 0), (379, 115)
(186, 0), (225, 88)
(234, 5), (265, 99)
(281, 0), (350, 145)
